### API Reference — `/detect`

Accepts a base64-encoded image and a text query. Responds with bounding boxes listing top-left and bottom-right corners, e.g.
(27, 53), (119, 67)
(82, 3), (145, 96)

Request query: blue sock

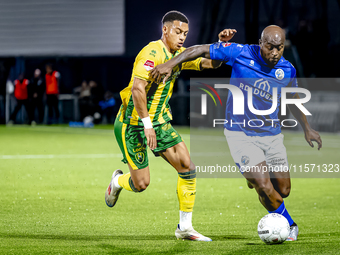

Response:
(268, 201), (294, 226)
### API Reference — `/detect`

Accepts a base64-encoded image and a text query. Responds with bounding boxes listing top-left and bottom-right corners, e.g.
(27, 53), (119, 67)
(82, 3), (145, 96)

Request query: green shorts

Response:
(114, 118), (183, 170)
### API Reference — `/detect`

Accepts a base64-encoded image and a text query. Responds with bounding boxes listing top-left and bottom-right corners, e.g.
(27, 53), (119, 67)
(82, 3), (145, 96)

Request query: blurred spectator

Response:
(8, 74), (33, 124)
(89, 80), (104, 123)
(99, 91), (116, 124)
(75, 80), (104, 123)
(78, 80), (92, 120)
(29, 69), (45, 123)
(89, 80), (104, 107)
(79, 80), (91, 98)
(45, 63), (60, 124)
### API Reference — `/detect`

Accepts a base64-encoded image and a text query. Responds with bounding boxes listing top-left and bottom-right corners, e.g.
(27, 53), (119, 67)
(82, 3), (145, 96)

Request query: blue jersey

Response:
(209, 42), (298, 136)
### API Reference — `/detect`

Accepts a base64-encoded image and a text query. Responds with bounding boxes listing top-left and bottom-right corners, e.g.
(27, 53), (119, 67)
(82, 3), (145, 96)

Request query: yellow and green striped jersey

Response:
(117, 39), (202, 126)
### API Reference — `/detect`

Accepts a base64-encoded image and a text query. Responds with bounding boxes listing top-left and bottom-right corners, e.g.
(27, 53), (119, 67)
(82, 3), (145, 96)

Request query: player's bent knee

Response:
(189, 161), (196, 171)
(180, 158), (191, 171)
(135, 180), (150, 192)
(176, 158), (191, 172)
(255, 180), (274, 197)
(279, 186), (291, 198)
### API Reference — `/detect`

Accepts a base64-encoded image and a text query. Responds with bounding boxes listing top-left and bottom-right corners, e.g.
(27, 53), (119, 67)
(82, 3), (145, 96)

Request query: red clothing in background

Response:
(45, 71), (59, 94)
(14, 79), (29, 100)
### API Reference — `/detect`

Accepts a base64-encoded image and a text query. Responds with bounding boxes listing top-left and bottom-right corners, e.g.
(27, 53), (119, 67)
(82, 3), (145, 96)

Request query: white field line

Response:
(0, 153), (122, 160)
(3, 126), (114, 136)
(5, 127), (340, 146)
(0, 150), (324, 160)
(190, 151), (323, 157)
(184, 135), (340, 148)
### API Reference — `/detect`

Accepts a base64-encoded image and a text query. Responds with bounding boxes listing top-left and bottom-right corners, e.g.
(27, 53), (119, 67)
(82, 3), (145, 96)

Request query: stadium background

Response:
(0, 0), (340, 127)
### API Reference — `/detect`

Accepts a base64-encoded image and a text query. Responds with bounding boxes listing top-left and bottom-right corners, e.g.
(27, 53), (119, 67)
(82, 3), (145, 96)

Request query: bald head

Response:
(261, 25), (285, 45)
(259, 25), (285, 67)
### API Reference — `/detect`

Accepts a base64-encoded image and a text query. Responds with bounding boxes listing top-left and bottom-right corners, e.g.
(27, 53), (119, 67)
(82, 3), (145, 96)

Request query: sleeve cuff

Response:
(209, 44), (215, 60)
(134, 75), (149, 81)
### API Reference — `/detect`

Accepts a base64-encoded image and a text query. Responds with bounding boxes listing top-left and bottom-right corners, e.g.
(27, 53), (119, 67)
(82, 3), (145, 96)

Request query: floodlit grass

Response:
(1, 125), (339, 254)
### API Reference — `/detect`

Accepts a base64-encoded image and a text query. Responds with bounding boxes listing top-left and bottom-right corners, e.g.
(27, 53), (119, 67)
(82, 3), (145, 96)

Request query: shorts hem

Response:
(152, 137), (183, 154)
(121, 157), (149, 170)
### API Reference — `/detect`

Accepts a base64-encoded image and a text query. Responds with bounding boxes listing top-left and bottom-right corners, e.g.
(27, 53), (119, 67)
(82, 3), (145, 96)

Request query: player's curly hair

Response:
(162, 10), (189, 25)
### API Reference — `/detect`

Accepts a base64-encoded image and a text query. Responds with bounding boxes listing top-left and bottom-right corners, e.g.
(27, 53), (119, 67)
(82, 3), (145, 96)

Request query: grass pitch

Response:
(0, 125), (339, 254)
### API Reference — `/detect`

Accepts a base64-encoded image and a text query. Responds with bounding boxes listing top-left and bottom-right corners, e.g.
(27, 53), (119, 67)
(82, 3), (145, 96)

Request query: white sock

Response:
(179, 211), (192, 231)
(113, 174), (122, 189)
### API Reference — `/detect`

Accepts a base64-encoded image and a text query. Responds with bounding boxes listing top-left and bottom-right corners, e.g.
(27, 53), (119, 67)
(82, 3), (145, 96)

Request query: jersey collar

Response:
(159, 39), (179, 57)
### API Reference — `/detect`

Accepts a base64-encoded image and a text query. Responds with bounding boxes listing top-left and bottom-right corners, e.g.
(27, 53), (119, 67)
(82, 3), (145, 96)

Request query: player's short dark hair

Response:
(162, 11), (189, 25)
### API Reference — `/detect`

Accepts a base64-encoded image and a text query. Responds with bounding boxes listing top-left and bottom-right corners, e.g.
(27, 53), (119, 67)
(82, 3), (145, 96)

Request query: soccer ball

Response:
(257, 213), (290, 244)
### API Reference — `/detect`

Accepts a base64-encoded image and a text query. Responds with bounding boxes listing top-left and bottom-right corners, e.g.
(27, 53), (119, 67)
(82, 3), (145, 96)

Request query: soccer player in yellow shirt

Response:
(105, 10), (234, 241)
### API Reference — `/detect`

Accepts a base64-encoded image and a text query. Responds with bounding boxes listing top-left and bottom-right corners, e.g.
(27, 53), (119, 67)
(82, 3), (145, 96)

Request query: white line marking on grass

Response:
(190, 151), (323, 157)
(0, 154), (122, 160)
(184, 134), (340, 148)
(284, 141), (340, 148)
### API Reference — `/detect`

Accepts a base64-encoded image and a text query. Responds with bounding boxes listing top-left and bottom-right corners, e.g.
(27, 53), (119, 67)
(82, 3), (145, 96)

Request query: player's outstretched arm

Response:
(149, 28), (237, 84)
(287, 93), (322, 150)
(131, 77), (156, 150)
(200, 58), (223, 69)
(149, 45), (211, 84)
(200, 28), (237, 69)
(218, 28), (237, 42)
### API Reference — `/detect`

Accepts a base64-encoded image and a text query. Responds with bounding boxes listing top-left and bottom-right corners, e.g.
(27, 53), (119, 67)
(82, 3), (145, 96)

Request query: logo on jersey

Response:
(143, 60), (154, 71)
(249, 60), (254, 66)
(133, 146), (145, 153)
(222, 42), (232, 47)
(149, 50), (156, 57)
(133, 142), (145, 153)
(238, 79), (272, 100)
(275, 69), (284, 80)
(241, 156), (250, 165)
(135, 152), (145, 164)
(171, 132), (178, 139)
(254, 79), (271, 93)
(162, 123), (171, 131)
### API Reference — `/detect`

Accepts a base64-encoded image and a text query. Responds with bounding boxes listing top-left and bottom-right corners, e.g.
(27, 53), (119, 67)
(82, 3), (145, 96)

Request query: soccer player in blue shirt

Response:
(149, 25), (322, 241)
